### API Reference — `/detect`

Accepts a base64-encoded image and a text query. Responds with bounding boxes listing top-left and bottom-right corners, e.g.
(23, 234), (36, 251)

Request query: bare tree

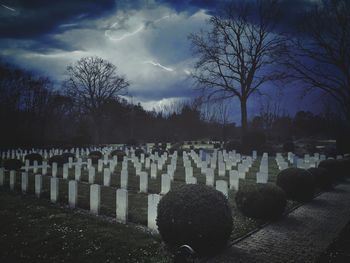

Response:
(189, 0), (288, 131)
(64, 56), (129, 142)
(64, 56), (129, 114)
(287, 0), (350, 124)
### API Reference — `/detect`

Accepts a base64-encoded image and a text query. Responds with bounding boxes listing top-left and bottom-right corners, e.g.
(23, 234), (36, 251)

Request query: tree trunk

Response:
(240, 99), (248, 132)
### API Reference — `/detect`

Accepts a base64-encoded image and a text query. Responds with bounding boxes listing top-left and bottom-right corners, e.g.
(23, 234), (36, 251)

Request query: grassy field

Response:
(1, 155), (299, 237)
(0, 190), (173, 263)
(0, 153), (300, 261)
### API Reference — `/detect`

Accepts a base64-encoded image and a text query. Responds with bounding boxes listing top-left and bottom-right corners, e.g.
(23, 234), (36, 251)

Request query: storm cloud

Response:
(0, 0), (322, 122)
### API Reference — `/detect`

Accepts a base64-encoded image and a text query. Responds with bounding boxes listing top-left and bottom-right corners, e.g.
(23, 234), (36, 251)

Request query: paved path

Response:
(201, 181), (350, 263)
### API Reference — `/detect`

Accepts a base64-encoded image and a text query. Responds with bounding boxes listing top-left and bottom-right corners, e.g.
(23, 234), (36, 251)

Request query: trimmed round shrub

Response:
(110, 150), (126, 162)
(276, 168), (315, 202)
(235, 183), (287, 220)
(88, 151), (103, 164)
(307, 167), (333, 190)
(61, 152), (75, 163)
(157, 184), (233, 257)
(48, 155), (65, 167)
(3, 159), (23, 170)
(24, 153), (43, 165)
(318, 159), (348, 182)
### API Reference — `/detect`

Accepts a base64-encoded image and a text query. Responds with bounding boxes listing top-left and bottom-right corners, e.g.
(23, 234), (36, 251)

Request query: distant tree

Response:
(287, 0), (350, 124)
(64, 56), (129, 143)
(189, 0), (288, 131)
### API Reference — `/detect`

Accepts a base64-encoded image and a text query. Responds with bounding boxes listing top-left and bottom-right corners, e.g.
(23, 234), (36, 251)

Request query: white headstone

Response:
(139, 172), (148, 193)
(116, 189), (128, 223)
(90, 184), (100, 214)
(150, 163), (157, 179)
(185, 166), (193, 181)
(120, 169), (128, 189)
(63, 164), (69, 179)
(33, 160), (38, 173)
(103, 168), (111, 186)
(218, 162), (226, 176)
(21, 172), (28, 193)
(35, 174), (42, 198)
(145, 158), (150, 169)
(256, 172), (268, 184)
(87, 158), (92, 169)
(75, 165), (81, 181)
(206, 168), (215, 187)
(42, 161), (48, 175)
(135, 162), (142, 176)
(216, 180), (228, 197)
(148, 194), (161, 232)
(52, 162), (58, 177)
(68, 157), (73, 168)
(161, 174), (171, 194)
(50, 177), (59, 203)
(98, 159), (103, 173)
(187, 176), (197, 184)
(88, 167), (95, 184)
(68, 180), (78, 208)
(9, 170), (15, 190)
(229, 170), (239, 190)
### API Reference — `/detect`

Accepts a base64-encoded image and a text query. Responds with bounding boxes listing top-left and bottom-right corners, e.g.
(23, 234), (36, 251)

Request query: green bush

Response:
(318, 159), (349, 181)
(276, 168), (315, 202)
(157, 184), (233, 257)
(235, 183), (287, 220)
(24, 153), (43, 165)
(307, 167), (333, 190)
(110, 150), (126, 162)
(88, 151), (103, 164)
(3, 159), (23, 170)
(48, 155), (65, 167)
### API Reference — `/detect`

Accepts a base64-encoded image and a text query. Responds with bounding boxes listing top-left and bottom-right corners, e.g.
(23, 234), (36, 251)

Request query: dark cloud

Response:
(0, 0), (116, 38)
(157, 0), (319, 33)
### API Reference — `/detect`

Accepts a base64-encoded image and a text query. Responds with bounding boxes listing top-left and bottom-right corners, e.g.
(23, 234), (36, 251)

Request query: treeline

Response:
(0, 61), (347, 148)
(0, 61), (227, 147)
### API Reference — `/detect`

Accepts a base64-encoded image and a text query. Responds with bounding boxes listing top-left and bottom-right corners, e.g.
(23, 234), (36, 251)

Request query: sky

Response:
(0, 0), (325, 124)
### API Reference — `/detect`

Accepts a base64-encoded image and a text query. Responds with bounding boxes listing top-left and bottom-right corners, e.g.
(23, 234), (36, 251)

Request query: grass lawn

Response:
(0, 189), (173, 263)
(0, 153), (302, 261)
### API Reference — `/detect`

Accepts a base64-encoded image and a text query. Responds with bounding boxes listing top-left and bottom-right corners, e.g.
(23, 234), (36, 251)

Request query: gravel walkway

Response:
(201, 181), (350, 263)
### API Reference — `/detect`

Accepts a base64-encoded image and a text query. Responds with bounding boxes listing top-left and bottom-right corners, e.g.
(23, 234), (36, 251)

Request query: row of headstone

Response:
(1, 170), (161, 231)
